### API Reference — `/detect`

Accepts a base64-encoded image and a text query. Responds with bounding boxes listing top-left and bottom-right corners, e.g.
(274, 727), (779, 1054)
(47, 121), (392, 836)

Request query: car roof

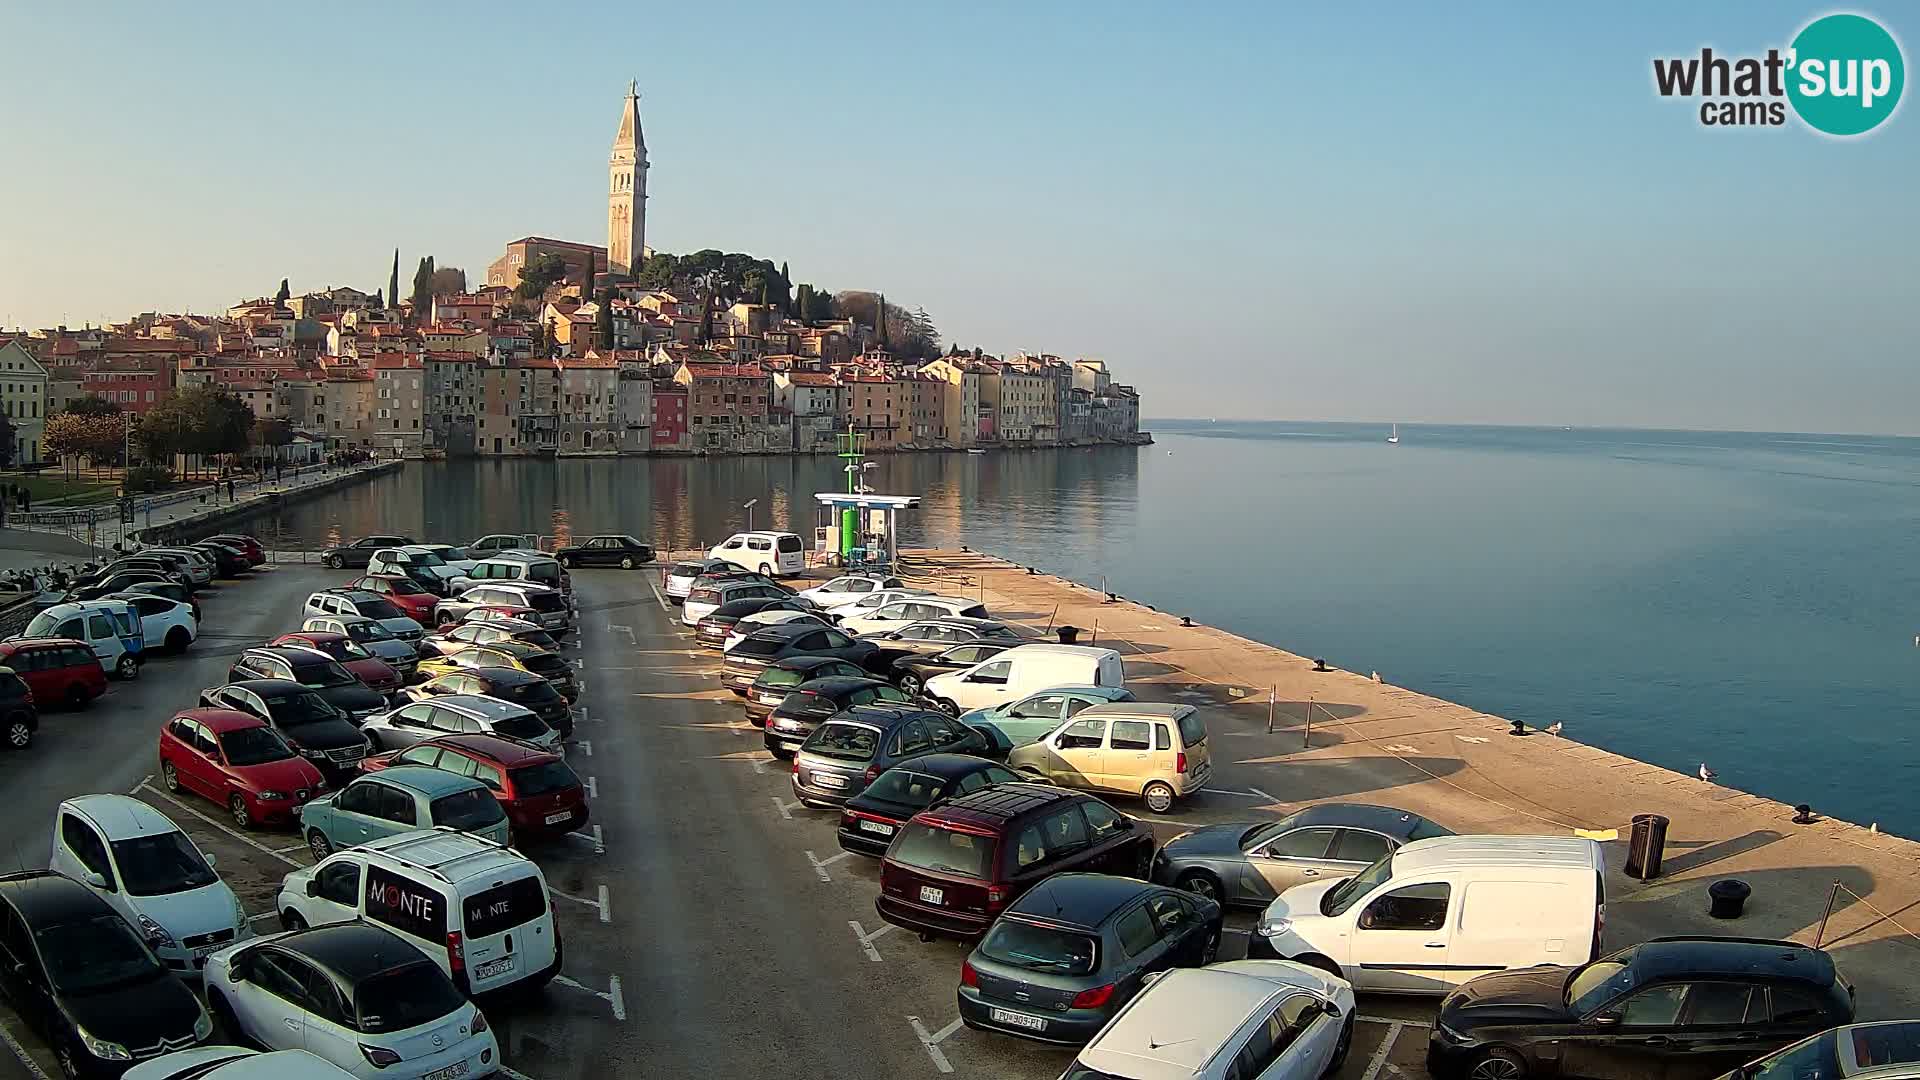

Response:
(429, 694), (535, 720)
(744, 621), (821, 642)
(0, 871), (116, 927)
(796, 676), (889, 695)
(1626, 936), (1838, 986)
(1018, 686), (1127, 700)
(414, 733), (557, 766)
(1286, 803), (1441, 839)
(463, 640), (544, 658)
(279, 631), (347, 645)
(324, 589), (380, 602)
(275, 923), (432, 984)
(920, 782), (1075, 829)
(455, 666), (541, 686)
(920, 616), (1015, 633)
(225, 678), (307, 695)
(994, 643), (1121, 660)
(1074, 702), (1195, 722)
(711, 597), (785, 615)
(175, 707), (268, 733)
(1391, 834), (1602, 875)
(356, 828), (533, 883)
(252, 645), (334, 665)
(59, 793), (180, 840)
(1080, 966), (1294, 1076)
(1832, 1021), (1920, 1077)
(0, 637), (89, 651)
(774, 655), (857, 672)
(837, 703), (941, 729)
(883, 753), (1003, 779)
(358, 764), (484, 796)
(1007, 873), (1154, 929)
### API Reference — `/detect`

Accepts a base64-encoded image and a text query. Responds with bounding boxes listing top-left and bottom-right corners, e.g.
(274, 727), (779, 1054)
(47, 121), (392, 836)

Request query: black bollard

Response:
(1708, 879), (1751, 919)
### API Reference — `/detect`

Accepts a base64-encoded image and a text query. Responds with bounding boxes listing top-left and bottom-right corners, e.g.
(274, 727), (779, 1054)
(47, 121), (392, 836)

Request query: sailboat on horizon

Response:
(1387, 423), (1400, 445)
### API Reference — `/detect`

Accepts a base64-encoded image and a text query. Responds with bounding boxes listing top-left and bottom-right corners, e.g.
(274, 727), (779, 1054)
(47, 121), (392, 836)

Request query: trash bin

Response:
(1709, 878), (1752, 919)
(1056, 625), (1082, 645)
(1624, 813), (1670, 881)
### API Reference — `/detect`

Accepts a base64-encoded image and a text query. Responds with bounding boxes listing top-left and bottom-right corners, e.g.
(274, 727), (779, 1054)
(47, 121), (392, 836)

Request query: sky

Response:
(1, 2), (1915, 433)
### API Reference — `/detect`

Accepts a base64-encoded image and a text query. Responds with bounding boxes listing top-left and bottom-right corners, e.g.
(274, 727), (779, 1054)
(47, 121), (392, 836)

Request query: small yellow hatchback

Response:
(1007, 702), (1212, 813)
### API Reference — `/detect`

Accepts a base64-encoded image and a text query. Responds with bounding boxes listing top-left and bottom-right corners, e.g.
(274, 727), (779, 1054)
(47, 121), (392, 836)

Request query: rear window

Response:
(979, 919), (1098, 976)
(804, 722), (878, 762)
(510, 761), (579, 797)
(671, 562), (708, 577)
(731, 635), (789, 658)
(524, 593), (566, 613)
(1176, 709), (1207, 747)
(890, 822), (995, 880)
(354, 964), (465, 1033)
(758, 667), (808, 689)
(364, 865), (447, 939)
(521, 653), (567, 677)
(687, 588), (720, 605)
(489, 713), (552, 742)
(430, 787), (507, 830)
(958, 605), (988, 620)
(865, 769), (946, 810)
(501, 681), (562, 707)
(777, 535), (803, 552)
(522, 563), (561, 584)
(462, 876), (548, 938)
(354, 597), (404, 620)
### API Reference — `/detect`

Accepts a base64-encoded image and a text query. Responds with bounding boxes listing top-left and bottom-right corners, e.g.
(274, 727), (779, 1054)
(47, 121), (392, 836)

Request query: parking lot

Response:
(0, 562), (1447, 1080)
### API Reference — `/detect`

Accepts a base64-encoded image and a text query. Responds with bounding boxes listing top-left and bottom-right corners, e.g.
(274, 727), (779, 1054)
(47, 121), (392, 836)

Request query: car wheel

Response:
(1468, 1049), (1529, 1080)
(561, 554), (575, 568)
(161, 761), (181, 791)
(759, 563), (773, 576)
(897, 673), (922, 696)
(281, 910), (307, 932)
(230, 794), (256, 830)
(620, 555), (635, 569)
(1200, 927), (1220, 965)
(66, 684), (89, 709)
(933, 697), (960, 716)
(308, 831), (333, 860)
(1142, 781), (1176, 814)
(1324, 1015), (1356, 1077)
(165, 626), (191, 653)
(115, 654), (139, 680)
(210, 993), (246, 1046)
(2, 714), (30, 751)
(324, 553), (343, 569)
(1177, 870), (1222, 904)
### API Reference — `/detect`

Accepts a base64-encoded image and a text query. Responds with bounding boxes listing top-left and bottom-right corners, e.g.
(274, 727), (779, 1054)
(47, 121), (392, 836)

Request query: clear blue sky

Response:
(2, 2), (1914, 432)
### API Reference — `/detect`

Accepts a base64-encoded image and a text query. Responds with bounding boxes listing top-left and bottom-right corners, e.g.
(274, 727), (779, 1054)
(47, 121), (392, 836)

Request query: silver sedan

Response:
(1150, 803), (1451, 907)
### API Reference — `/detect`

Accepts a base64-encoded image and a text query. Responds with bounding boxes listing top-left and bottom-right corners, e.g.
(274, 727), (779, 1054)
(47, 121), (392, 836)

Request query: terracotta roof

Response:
(423, 352), (479, 364)
(681, 363), (766, 379)
(559, 355), (617, 369)
(786, 372), (840, 387)
(368, 354), (420, 370)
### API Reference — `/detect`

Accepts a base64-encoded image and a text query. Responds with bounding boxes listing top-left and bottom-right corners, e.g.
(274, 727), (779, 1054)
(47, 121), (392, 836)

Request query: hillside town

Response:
(0, 84), (1145, 464)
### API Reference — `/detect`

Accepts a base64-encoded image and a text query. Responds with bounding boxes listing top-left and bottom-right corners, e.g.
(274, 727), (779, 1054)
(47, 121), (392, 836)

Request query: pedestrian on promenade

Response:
(227, 479), (236, 502)
(19, 489), (29, 513)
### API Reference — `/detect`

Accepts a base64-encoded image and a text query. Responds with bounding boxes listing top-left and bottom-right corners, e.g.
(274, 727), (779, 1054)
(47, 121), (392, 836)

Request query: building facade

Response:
(0, 340), (48, 464)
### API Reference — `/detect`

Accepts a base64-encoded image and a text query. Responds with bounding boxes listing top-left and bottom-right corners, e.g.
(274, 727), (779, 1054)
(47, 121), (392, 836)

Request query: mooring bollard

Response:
(1708, 879), (1751, 919)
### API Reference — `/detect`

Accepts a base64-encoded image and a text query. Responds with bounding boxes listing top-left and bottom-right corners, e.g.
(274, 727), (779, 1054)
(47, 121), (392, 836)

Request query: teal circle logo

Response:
(1787, 13), (1905, 136)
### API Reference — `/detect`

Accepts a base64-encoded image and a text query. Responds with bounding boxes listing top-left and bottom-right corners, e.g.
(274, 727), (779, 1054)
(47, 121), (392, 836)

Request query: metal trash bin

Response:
(1624, 813), (1670, 881)
(1709, 878), (1751, 919)
(1056, 626), (1082, 645)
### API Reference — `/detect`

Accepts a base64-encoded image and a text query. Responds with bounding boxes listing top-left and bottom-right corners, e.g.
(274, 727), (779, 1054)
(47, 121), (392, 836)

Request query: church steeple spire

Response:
(608, 81), (649, 276)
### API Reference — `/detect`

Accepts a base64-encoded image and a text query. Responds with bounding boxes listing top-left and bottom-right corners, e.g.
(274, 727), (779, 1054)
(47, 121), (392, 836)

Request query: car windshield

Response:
(523, 592), (565, 613)
(803, 723), (878, 762)
(1243, 813), (1304, 850)
(511, 761), (579, 797)
(109, 832), (219, 896)
(490, 713), (552, 741)
(353, 597), (404, 620)
(979, 919), (1098, 975)
(435, 546), (471, 560)
(267, 691), (341, 726)
(343, 621), (394, 643)
(521, 653), (566, 677)
(687, 587), (720, 605)
(1567, 957), (1637, 1013)
(407, 551), (447, 567)
(1323, 852), (1394, 917)
(864, 769), (948, 809)
(1408, 817), (1455, 841)
(384, 577), (428, 595)
(354, 964), (466, 1033)
(732, 635), (791, 658)
(294, 661), (357, 688)
(757, 667), (810, 689)
(431, 788), (507, 830)
(22, 613), (59, 637)
(35, 916), (164, 995)
(1747, 1031), (1844, 1079)
(890, 822), (995, 879)
(221, 726), (295, 766)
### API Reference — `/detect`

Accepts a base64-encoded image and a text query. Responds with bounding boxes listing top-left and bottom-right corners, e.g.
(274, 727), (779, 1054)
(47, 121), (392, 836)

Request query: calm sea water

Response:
(263, 423), (1920, 834)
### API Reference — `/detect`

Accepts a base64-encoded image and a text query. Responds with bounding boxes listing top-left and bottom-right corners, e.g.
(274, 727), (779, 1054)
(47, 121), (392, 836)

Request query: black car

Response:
(838, 753), (1020, 856)
(192, 541), (252, 576)
(1429, 936), (1856, 1080)
(0, 870), (210, 1078)
(403, 666), (574, 738)
(742, 656), (872, 724)
(722, 622), (884, 695)
(320, 533), (414, 570)
(791, 705), (997, 808)
(434, 640), (577, 703)
(891, 642), (1018, 697)
(695, 597), (822, 650)
(555, 534), (655, 569)
(764, 676), (913, 757)
(959, 874), (1223, 1045)
(0, 668), (37, 750)
(227, 647), (388, 723)
(199, 679), (372, 779)
(117, 580), (200, 620)
(72, 571), (177, 602)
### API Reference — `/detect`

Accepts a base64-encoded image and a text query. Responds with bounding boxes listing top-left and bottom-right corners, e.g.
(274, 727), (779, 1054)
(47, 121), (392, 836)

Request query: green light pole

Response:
(835, 421), (867, 558)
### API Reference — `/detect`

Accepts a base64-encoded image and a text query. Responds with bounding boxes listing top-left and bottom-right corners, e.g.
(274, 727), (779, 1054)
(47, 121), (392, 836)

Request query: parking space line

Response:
(771, 795), (804, 820)
(907, 1015), (960, 1074)
(249, 911), (279, 924)
(128, 773), (152, 794)
(806, 849), (852, 882)
(139, 784), (300, 868)
(549, 886), (611, 923)
(648, 578), (668, 611)
(848, 919), (897, 962)
(1360, 1020), (1405, 1080)
(1358, 1015), (1428, 1027)
(578, 739), (593, 757)
(1201, 786), (1275, 799)
(0, 1022), (50, 1080)
(550, 973), (627, 1021)
(597, 884), (611, 924)
(584, 776), (599, 798)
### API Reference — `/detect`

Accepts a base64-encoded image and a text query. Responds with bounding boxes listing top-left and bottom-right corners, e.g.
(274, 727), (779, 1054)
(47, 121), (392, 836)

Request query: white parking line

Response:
(771, 796), (803, 821)
(128, 773), (152, 794)
(1202, 786), (1276, 799)
(597, 884), (611, 924)
(648, 577), (668, 612)
(585, 776), (599, 799)
(1360, 1020), (1405, 1080)
(561, 826), (606, 856)
(550, 973), (627, 1021)
(0, 1022), (50, 1080)
(907, 1015), (961, 1074)
(805, 849), (852, 882)
(848, 919), (897, 962)
(249, 911), (279, 924)
(139, 784), (300, 868)
(578, 739), (593, 757)
(607, 623), (636, 644)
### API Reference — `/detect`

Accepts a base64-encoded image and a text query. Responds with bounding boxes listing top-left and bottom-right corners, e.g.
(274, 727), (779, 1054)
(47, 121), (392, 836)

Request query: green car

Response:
(299, 765), (510, 859)
(958, 685), (1137, 750)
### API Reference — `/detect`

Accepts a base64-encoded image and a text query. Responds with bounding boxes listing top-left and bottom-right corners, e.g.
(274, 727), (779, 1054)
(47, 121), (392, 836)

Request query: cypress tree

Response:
(388, 249), (400, 310)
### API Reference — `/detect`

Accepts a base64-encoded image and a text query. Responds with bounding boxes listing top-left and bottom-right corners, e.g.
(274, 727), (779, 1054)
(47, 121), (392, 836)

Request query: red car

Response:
(269, 631), (402, 695)
(207, 533), (266, 565)
(0, 638), (106, 709)
(362, 733), (589, 840)
(158, 708), (328, 829)
(345, 574), (440, 623)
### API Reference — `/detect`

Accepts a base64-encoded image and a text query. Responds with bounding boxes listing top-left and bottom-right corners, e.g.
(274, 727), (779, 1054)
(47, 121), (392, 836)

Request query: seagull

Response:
(1544, 722), (1564, 736)
(1699, 763), (1717, 782)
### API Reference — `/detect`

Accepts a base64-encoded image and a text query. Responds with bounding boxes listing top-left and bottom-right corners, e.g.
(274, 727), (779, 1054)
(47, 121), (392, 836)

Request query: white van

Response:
(276, 827), (560, 996)
(923, 643), (1125, 714)
(1247, 834), (1606, 994)
(23, 600), (144, 679)
(709, 531), (806, 577)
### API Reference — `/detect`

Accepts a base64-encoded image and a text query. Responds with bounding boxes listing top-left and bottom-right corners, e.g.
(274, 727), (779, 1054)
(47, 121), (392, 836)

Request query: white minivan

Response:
(708, 531), (806, 577)
(1247, 834), (1606, 994)
(276, 827), (560, 996)
(924, 643), (1125, 714)
(23, 599), (144, 679)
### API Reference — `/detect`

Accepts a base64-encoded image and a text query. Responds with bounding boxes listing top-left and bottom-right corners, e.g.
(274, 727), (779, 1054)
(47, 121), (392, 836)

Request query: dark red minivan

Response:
(361, 733), (589, 841)
(0, 639), (107, 709)
(875, 783), (1153, 940)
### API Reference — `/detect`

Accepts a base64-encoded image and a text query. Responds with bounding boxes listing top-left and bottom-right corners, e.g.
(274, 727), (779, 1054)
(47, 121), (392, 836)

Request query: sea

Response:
(263, 421), (1920, 836)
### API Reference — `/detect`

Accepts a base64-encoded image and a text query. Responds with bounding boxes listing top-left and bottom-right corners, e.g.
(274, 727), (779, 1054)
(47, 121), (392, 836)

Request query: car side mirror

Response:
(10, 962), (24, 979)
(1141, 970), (1165, 987)
(306, 879), (320, 898)
(1323, 1000), (1342, 1017)
(204, 853), (217, 869)
(1593, 1013), (1621, 1029)
(83, 871), (108, 890)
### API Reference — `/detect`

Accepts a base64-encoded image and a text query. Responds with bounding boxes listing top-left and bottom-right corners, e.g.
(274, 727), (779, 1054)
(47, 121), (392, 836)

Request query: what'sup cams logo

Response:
(1654, 12), (1905, 136)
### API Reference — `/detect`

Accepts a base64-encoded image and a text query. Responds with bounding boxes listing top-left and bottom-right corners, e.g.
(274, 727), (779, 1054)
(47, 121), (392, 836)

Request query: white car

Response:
(823, 587), (930, 618)
(303, 591), (424, 643)
(49, 795), (248, 977)
(723, 609), (830, 652)
(125, 1048), (358, 1080)
(708, 531), (806, 576)
(662, 558), (732, 603)
(838, 595), (990, 636)
(795, 574), (905, 608)
(205, 924), (499, 1080)
(108, 591), (199, 652)
(366, 546), (473, 594)
(1066, 960), (1356, 1080)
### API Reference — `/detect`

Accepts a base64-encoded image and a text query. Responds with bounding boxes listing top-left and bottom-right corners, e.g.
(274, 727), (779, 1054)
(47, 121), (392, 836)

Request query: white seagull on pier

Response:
(1698, 763), (1717, 782)
(1544, 722), (1563, 736)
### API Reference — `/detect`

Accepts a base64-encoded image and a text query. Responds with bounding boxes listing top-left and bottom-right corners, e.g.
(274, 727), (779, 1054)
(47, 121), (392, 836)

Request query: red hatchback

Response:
(158, 708), (329, 829)
(269, 631), (402, 695)
(0, 639), (106, 709)
(345, 574), (439, 623)
(361, 733), (589, 841)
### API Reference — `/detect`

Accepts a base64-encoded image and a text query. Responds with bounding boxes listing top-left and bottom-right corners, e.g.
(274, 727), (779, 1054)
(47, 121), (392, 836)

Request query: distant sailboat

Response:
(1387, 423), (1400, 445)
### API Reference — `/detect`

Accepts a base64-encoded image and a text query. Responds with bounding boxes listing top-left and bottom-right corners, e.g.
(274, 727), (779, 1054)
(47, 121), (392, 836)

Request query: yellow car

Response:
(413, 641), (579, 702)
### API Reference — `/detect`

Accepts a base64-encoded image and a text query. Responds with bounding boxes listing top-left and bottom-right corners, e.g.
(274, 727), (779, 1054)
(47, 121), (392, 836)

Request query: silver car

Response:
(1150, 803), (1451, 908)
(359, 693), (559, 753)
(663, 558), (732, 603)
(302, 615), (421, 682)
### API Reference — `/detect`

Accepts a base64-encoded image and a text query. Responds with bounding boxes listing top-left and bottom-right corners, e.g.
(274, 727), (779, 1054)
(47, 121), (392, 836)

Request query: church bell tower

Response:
(608, 80), (649, 276)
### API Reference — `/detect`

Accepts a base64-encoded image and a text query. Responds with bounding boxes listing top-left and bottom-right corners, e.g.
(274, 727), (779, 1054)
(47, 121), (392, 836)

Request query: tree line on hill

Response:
(38, 388), (294, 490)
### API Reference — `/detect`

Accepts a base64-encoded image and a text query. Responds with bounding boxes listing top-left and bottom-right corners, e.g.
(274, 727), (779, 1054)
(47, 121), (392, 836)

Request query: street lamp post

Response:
(743, 498), (758, 532)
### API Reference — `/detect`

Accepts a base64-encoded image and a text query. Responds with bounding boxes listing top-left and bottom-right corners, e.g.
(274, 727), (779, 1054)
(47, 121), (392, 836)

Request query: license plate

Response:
(423, 1061), (470, 1080)
(473, 956), (515, 980)
(990, 1008), (1048, 1032)
(192, 944), (220, 959)
(758, 692), (786, 704)
(544, 811), (573, 825)
(776, 718), (804, 731)
(859, 819), (894, 836)
(919, 885), (944, 905)
(814, 773), (848, 789)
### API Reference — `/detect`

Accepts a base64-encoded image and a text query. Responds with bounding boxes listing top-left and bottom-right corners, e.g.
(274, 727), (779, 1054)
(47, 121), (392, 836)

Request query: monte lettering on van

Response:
(365, 865), (446, 939)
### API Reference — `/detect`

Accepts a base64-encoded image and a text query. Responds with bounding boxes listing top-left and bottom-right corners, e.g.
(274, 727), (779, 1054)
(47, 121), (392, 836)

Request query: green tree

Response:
(596, 291), (616, 351)
(411, 256), (435, 317)
(64, 394), (121, 417)
(388, 248), (400, 310)
(802, 285), (834, 322)
(515, 253), (570, 300)
(778, 262), (791, 310)
(256, 417), (294, 462)
(275, 278), (290, 303)
(429, 266), (467, 297)
(0, 412), (15, 468)
(635, 253), (678, 289)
